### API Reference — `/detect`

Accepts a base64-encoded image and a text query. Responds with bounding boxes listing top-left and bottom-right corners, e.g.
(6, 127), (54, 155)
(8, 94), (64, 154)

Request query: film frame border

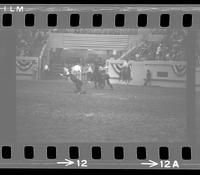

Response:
(0, 5), (199, 169)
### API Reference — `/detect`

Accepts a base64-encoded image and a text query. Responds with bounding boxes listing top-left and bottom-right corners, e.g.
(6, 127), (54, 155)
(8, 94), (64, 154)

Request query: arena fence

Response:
(16, 56), (200, 90)
(107, 59), (200, 89)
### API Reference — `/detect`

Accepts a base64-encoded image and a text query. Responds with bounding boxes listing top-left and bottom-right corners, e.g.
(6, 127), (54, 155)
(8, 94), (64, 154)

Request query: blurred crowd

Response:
(16, 29), (49, 56)
(16, 29), (191, 62)
(126, 30), (188, 61)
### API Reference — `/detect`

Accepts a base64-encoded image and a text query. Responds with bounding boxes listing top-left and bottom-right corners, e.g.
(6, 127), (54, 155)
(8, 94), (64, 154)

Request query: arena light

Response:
(135, 53), (140, 58)
(113, 50), (117, 55)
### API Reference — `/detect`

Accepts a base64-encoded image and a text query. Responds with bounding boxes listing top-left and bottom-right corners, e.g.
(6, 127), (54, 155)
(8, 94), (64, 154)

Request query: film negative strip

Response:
(0, 5), (199, 169)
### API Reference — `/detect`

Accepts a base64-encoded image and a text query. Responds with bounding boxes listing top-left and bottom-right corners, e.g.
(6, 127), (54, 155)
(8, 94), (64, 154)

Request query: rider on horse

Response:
(62, 66), (84, 94)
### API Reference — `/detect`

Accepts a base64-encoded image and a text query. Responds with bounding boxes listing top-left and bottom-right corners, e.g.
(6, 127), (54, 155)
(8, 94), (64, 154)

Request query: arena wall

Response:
(107, 59), (200, 89)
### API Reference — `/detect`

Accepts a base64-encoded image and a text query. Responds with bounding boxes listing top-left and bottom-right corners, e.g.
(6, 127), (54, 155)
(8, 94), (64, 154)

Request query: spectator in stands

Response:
(16, 29), (49, 57)
(135, 54), (140, 61)
(144, 69), (152, 86)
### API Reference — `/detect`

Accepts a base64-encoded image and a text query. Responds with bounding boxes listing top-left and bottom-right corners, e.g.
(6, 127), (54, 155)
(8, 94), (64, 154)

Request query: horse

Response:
(92, 68), (104, 89)
(85, 65), (94, 82)
(60, 66), (86, 94)
(91, 67), (113, 90)
(85, 64), (105, 89)
(100, 70), (113, 90)
(67, 73), (84, 93)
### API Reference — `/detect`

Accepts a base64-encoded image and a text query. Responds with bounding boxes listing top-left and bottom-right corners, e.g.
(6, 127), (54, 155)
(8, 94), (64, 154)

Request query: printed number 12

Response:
(77, 160), (88, 167)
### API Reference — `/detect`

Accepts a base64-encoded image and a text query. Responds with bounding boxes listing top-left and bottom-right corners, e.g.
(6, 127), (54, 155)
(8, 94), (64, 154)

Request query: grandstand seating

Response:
(17, 29), (188, 62)
(16, 30), (49, 57)
(118, 30), (187, 61)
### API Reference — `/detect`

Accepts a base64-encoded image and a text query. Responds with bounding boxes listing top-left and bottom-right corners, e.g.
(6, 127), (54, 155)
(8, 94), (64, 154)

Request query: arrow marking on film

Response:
(57, 159), (75, 167)
(141, 160), (158, 168)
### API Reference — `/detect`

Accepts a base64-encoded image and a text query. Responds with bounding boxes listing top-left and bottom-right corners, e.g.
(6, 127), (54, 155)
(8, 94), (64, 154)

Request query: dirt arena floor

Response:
(16, 79), (189, 143)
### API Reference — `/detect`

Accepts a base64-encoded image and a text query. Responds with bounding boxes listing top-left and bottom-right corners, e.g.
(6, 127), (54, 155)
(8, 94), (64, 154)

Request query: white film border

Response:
(0, 5), (199, 169)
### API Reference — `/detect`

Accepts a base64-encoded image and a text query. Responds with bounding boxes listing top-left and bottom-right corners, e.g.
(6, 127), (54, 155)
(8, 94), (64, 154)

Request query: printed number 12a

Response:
(160, 160), (179, 168)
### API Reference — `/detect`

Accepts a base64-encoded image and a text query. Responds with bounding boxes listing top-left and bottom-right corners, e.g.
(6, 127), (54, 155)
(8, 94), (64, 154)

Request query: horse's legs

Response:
(74, 81), (81, 93)
(94, 80), (98, 88)
(98, 78), (103, 89)
(96, 73), (102, 89)
(100, 77), (105, 89)
(106, 78), (113, 90)
(127, 77), (130, 85)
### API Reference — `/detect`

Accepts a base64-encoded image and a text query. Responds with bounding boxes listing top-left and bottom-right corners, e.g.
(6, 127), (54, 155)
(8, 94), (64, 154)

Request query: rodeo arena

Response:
(16, 29), (200, 142)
